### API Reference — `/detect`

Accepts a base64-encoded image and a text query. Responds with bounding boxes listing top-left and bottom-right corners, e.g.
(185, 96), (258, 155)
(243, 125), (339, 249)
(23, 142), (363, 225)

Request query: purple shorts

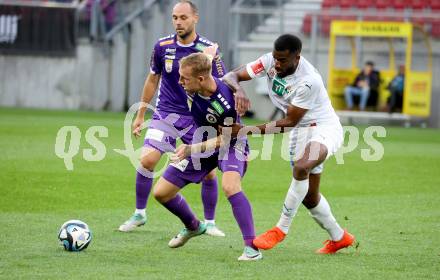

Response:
(143, 112), (196, 153)
(162, 139), (249, 188)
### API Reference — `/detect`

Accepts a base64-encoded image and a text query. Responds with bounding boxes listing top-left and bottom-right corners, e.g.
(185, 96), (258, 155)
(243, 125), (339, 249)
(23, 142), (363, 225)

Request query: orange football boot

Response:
(253, 226), (286, 250)
(316, 229), (355, 254)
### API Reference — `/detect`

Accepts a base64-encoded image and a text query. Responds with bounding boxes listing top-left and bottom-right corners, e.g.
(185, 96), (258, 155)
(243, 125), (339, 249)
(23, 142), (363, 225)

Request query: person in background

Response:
(387, 65), (405, 113)
(344, 61), (380, 111)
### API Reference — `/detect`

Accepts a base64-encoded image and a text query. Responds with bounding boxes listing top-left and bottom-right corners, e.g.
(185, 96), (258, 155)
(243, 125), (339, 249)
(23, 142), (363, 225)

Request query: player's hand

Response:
(202, 43), (218, 59)
(234, 88), (250, 116)
(132, 116), (144, 138)
(171, 144), (191, 163)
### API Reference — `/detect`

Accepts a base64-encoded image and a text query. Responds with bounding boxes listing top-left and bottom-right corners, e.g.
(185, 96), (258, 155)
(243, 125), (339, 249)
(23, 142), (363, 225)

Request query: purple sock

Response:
(162, 194), (200, 231)
(201, 178), (218, 220)
(135, 170), (153, 209)
(228, 191), (256, 249)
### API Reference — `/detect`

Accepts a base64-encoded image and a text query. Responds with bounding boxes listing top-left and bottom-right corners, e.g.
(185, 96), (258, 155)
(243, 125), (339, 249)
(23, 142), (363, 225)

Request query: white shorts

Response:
(289, 123), (343, 174)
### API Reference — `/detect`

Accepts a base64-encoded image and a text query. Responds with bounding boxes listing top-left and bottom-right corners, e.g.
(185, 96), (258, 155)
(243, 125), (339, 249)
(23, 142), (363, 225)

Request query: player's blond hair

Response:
(179, 53), (212, 77)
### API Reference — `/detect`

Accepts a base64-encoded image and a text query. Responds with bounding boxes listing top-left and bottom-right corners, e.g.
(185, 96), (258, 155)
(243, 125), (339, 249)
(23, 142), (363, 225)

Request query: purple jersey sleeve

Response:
(149, 42), (163, 74)
(211, 48), (227, 78)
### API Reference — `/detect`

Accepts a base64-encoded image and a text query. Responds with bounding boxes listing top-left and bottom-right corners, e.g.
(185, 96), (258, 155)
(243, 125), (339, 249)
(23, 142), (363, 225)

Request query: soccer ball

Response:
(58, 220), (92, 252)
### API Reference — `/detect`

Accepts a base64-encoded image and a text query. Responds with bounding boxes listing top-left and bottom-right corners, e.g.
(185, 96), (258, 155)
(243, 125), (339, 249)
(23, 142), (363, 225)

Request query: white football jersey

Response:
(246, 53), (340, 127)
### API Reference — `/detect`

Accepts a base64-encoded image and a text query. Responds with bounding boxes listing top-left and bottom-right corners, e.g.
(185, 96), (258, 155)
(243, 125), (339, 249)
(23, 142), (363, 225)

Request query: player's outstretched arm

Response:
(224, 104), (307, 137)
(132, 73), (160, 138)
(222, 66), (252, 116)
(171, 136), (224, 162)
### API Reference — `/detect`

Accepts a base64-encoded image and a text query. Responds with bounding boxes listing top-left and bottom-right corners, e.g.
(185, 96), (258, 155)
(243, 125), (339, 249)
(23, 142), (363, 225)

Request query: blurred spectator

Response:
(387, 65), (405, 113)
(344, 61), (380, 111)
(86, 0), (116, 31)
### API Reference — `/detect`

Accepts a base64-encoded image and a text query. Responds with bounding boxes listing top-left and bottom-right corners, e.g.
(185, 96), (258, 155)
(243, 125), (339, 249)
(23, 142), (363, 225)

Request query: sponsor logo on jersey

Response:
(207, 107), (220, 117)
(206, 113), (217, 124)
(170, 159), (189, 172)
(215, 56), (224, 77)
(165, 48), (176, 54)
(160, 39), (174, 46)
(195, 43), (206, 52)
(211, 100), (224, 115)
(267, 67), (277, 79)
(165, 59), (173, 73)
(251, 59), (264, 75)
(272, 79), (286, 96)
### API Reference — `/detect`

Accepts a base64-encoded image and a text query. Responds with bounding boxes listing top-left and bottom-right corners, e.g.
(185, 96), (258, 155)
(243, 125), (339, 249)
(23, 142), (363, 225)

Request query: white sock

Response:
(205, 219), (215, 225)
(309, 194), (344, 241)
(135, 208), (146, 217)
(276, 178), (309, 234)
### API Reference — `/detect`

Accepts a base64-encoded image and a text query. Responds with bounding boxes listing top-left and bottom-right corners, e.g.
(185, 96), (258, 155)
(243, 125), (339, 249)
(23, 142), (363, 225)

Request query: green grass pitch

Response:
(1, 108), (439, 279)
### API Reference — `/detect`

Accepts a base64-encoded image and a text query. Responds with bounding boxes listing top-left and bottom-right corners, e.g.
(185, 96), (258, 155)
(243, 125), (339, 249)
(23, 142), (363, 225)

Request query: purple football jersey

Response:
(150, 34), (226, 116)
(188, 77), (239, 129)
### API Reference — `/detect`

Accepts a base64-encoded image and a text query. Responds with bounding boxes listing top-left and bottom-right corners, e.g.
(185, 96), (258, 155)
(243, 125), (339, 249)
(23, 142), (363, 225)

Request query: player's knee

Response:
(140, 156), (159, 171)
(293, 162), (310, 180)
(203, 170), (217, 181)
(222, 182), (241, 197)
(153, 188), (168, 203)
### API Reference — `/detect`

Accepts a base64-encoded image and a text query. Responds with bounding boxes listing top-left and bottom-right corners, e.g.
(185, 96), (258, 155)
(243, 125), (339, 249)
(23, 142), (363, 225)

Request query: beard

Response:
(177, 26), (194, 40)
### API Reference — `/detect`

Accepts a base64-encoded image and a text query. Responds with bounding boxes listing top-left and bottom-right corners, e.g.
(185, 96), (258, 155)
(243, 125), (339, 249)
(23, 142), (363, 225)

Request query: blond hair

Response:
(179, 53), (212, 77)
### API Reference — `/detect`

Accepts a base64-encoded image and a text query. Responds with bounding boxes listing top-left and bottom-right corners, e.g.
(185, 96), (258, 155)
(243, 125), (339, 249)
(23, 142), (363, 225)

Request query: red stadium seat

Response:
(302, 14), (312, 35)
(411, 0), (429, 10)
(322, 0), (339, 8)
(430, 0), (440, 11)
(340, 0), (353, 8)
(392, 0), (410, 9)
(430, 19), (440, 38)
(320, 15), (333, 36)
(357, 0), (371, 9)
(376, 0), (393, 9)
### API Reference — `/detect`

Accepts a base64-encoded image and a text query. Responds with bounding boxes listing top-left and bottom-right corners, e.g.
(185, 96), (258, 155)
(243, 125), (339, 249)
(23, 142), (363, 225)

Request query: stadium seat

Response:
(375, 0), (393, 9)
(340, 0), (353, 8)
(430, 19), (440, 38)
(302, 14), (312, 35)
(392, 0), (410, 10)
(410, 0), (429, 10)
(357, 0), (372, 9)
(320, 15), (332, 35)
(322, 0), (339, 9)
(430, 0), (440, 11)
